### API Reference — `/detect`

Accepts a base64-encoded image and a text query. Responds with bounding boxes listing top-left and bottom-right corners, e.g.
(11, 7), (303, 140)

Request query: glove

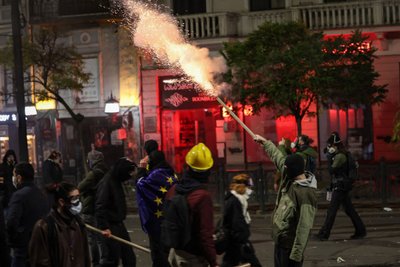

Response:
(254, 134), (267, 145)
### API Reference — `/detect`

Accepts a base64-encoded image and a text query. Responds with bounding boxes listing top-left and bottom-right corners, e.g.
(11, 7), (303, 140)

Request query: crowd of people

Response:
(0, 131), (365, 267)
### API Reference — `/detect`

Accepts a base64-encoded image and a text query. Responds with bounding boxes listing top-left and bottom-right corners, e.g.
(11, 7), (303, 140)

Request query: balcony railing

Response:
(177, 0), (400, 39)
(29, 0), (113, 22)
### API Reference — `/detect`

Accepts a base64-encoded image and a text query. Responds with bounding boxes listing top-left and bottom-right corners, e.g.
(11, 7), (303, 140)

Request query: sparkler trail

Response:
(120, 0), (227, 96)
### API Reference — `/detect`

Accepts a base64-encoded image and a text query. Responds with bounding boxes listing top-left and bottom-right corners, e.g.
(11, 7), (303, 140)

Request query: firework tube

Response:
(85, 224), (151, 253)
(216, 97), (256, 139)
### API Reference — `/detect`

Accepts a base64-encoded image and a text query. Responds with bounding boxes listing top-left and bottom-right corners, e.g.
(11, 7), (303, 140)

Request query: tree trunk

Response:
(54, 94), (88, 177)
(296, 116), (302, 136)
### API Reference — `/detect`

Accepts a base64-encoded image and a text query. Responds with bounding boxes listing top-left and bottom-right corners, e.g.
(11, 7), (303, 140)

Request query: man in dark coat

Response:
(6, 162), (50, 267)
(78, 149), (109, 267)
(95, 158), (137, 267)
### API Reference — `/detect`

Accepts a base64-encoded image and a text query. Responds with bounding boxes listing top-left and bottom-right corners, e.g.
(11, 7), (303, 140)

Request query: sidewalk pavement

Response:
(125, 206), (400, 267)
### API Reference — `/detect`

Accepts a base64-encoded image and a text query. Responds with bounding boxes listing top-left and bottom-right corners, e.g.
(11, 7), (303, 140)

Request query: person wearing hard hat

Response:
(165, 143), (219, 267)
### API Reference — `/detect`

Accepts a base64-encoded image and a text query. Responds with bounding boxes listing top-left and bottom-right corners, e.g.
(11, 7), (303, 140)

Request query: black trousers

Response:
(148, 233), (170, 267)
(274, 244), (303, 267)
(100, 222), (136, 267)
(318, 189), (366, 238)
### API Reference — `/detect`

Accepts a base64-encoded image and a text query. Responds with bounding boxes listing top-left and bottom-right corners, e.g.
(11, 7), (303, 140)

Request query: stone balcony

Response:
(177, 0), (400, 40)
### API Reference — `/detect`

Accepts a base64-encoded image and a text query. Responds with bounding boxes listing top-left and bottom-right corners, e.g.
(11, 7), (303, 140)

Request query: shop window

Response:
(172, 0), (206, 15)
(326, 106), (374, 160)
(249, 0), (271, 11)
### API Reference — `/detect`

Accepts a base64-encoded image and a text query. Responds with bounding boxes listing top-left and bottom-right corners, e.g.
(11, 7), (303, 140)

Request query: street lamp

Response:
(104, 93), (120, 114)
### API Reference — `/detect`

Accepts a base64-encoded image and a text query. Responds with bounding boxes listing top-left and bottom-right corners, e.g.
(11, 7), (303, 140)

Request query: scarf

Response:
(230, 190), (251, 224)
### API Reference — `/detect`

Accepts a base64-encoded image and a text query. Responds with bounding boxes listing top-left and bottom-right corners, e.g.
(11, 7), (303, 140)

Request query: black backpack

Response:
(161, 190), (192, 249)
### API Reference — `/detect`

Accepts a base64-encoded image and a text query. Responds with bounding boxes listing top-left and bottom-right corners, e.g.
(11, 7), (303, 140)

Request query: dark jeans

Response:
(318, 189), (366, 238)
(222, 241), (261, 267)
(149, 233), (170, 267)
(274, 244), (303, 267)
(100, 222), (136, 267)
(82, 214), (108, 266)
(11, 247), (29, 267)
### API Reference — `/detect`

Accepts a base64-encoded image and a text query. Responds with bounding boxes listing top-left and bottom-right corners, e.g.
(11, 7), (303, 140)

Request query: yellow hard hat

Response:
(185, 143), (214, 171)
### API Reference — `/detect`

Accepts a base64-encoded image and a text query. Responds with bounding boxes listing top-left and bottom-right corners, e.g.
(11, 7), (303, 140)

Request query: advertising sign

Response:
(159, 76), (218, 110)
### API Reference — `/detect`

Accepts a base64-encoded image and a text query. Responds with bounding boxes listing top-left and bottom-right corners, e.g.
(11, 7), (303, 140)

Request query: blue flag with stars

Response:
(136, 167), (178, 235)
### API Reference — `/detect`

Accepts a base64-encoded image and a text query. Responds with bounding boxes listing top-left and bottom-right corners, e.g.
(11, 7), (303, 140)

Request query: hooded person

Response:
(78, 149), (109, 267)
(254, 134), (317, 267)
(95, 158), (137, 267)
(0, 149), (17, 209)
(165, 143), (219, 267)
(136, 150), (178, 267)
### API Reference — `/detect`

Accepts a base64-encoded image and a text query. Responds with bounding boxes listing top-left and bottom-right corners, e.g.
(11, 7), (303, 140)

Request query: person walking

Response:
(0, 149), (18, 210)
(136, 150), (178, 267)
(254, 135), (317, 267)
(6, 162), (50, 267)
(291, 135), (318, 174)
(78, 149), (109, 267)
(42, 150), (63, 188)
(221, 173), (262, 267)
(315, 132), (366, 241)
(29, 182), (91, 267)
(95, 158), (137, 267)
(166, 143), (219, 267)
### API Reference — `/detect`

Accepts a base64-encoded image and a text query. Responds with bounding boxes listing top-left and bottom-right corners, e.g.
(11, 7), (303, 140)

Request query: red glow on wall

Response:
(275, 116), (297, 143)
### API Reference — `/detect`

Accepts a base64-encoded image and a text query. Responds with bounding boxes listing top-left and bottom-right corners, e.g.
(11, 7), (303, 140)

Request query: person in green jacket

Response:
(78, 148), (109, 267)
(254, 134), (317, 267)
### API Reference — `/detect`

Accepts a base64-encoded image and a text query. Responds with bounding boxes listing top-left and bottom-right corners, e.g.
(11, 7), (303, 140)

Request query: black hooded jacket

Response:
(95, 158), (136, 229)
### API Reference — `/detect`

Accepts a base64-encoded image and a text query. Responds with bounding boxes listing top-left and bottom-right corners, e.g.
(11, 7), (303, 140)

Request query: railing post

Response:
(218, 163), (226, 210)
(372, 0), (384, 25)
(379, 157), (388, 205)
(258, 162), (266, 213)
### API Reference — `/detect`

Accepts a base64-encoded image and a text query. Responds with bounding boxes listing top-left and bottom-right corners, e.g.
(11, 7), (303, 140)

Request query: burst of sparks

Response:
(120, 0), (227, 96)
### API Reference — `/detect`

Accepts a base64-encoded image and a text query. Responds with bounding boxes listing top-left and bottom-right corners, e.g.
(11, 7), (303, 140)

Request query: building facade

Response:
(140, 0), (400, 171)
(1, 0), (399, 176)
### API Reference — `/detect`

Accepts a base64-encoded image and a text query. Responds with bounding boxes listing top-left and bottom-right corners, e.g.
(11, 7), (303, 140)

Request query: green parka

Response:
(263, 140), (317, 262)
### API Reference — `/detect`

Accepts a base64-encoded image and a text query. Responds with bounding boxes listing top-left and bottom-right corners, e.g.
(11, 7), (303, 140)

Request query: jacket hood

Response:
(293, 171), (317, 189)
(111, 158), (137, 182)
(175, 169), (207, 194)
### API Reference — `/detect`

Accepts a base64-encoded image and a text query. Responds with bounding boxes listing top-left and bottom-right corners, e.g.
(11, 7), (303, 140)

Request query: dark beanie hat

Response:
(144, 140), (158, 155)
(327, 132), (341, 145)
(284, 154), (305, 179)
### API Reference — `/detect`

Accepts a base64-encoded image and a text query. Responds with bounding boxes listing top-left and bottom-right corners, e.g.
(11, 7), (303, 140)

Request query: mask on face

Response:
(69, 199), (82, 216)
(328, 146), (336, 154)
(245, 188), (253, 196)
(12, 175), (18, 188)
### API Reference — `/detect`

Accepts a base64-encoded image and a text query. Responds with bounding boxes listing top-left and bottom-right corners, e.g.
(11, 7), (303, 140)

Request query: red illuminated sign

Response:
(159, 76), (219, 110)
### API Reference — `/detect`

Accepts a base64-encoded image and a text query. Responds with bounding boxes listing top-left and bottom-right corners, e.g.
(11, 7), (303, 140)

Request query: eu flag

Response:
(136, 168), (178, 235)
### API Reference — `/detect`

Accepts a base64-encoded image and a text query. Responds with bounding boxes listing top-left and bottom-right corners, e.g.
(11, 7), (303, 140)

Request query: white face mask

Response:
(69, 200), (82, 215)
(245, 188), (253, 196)
(12, 175), (18, 188)
(328, 146), (336, 154)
